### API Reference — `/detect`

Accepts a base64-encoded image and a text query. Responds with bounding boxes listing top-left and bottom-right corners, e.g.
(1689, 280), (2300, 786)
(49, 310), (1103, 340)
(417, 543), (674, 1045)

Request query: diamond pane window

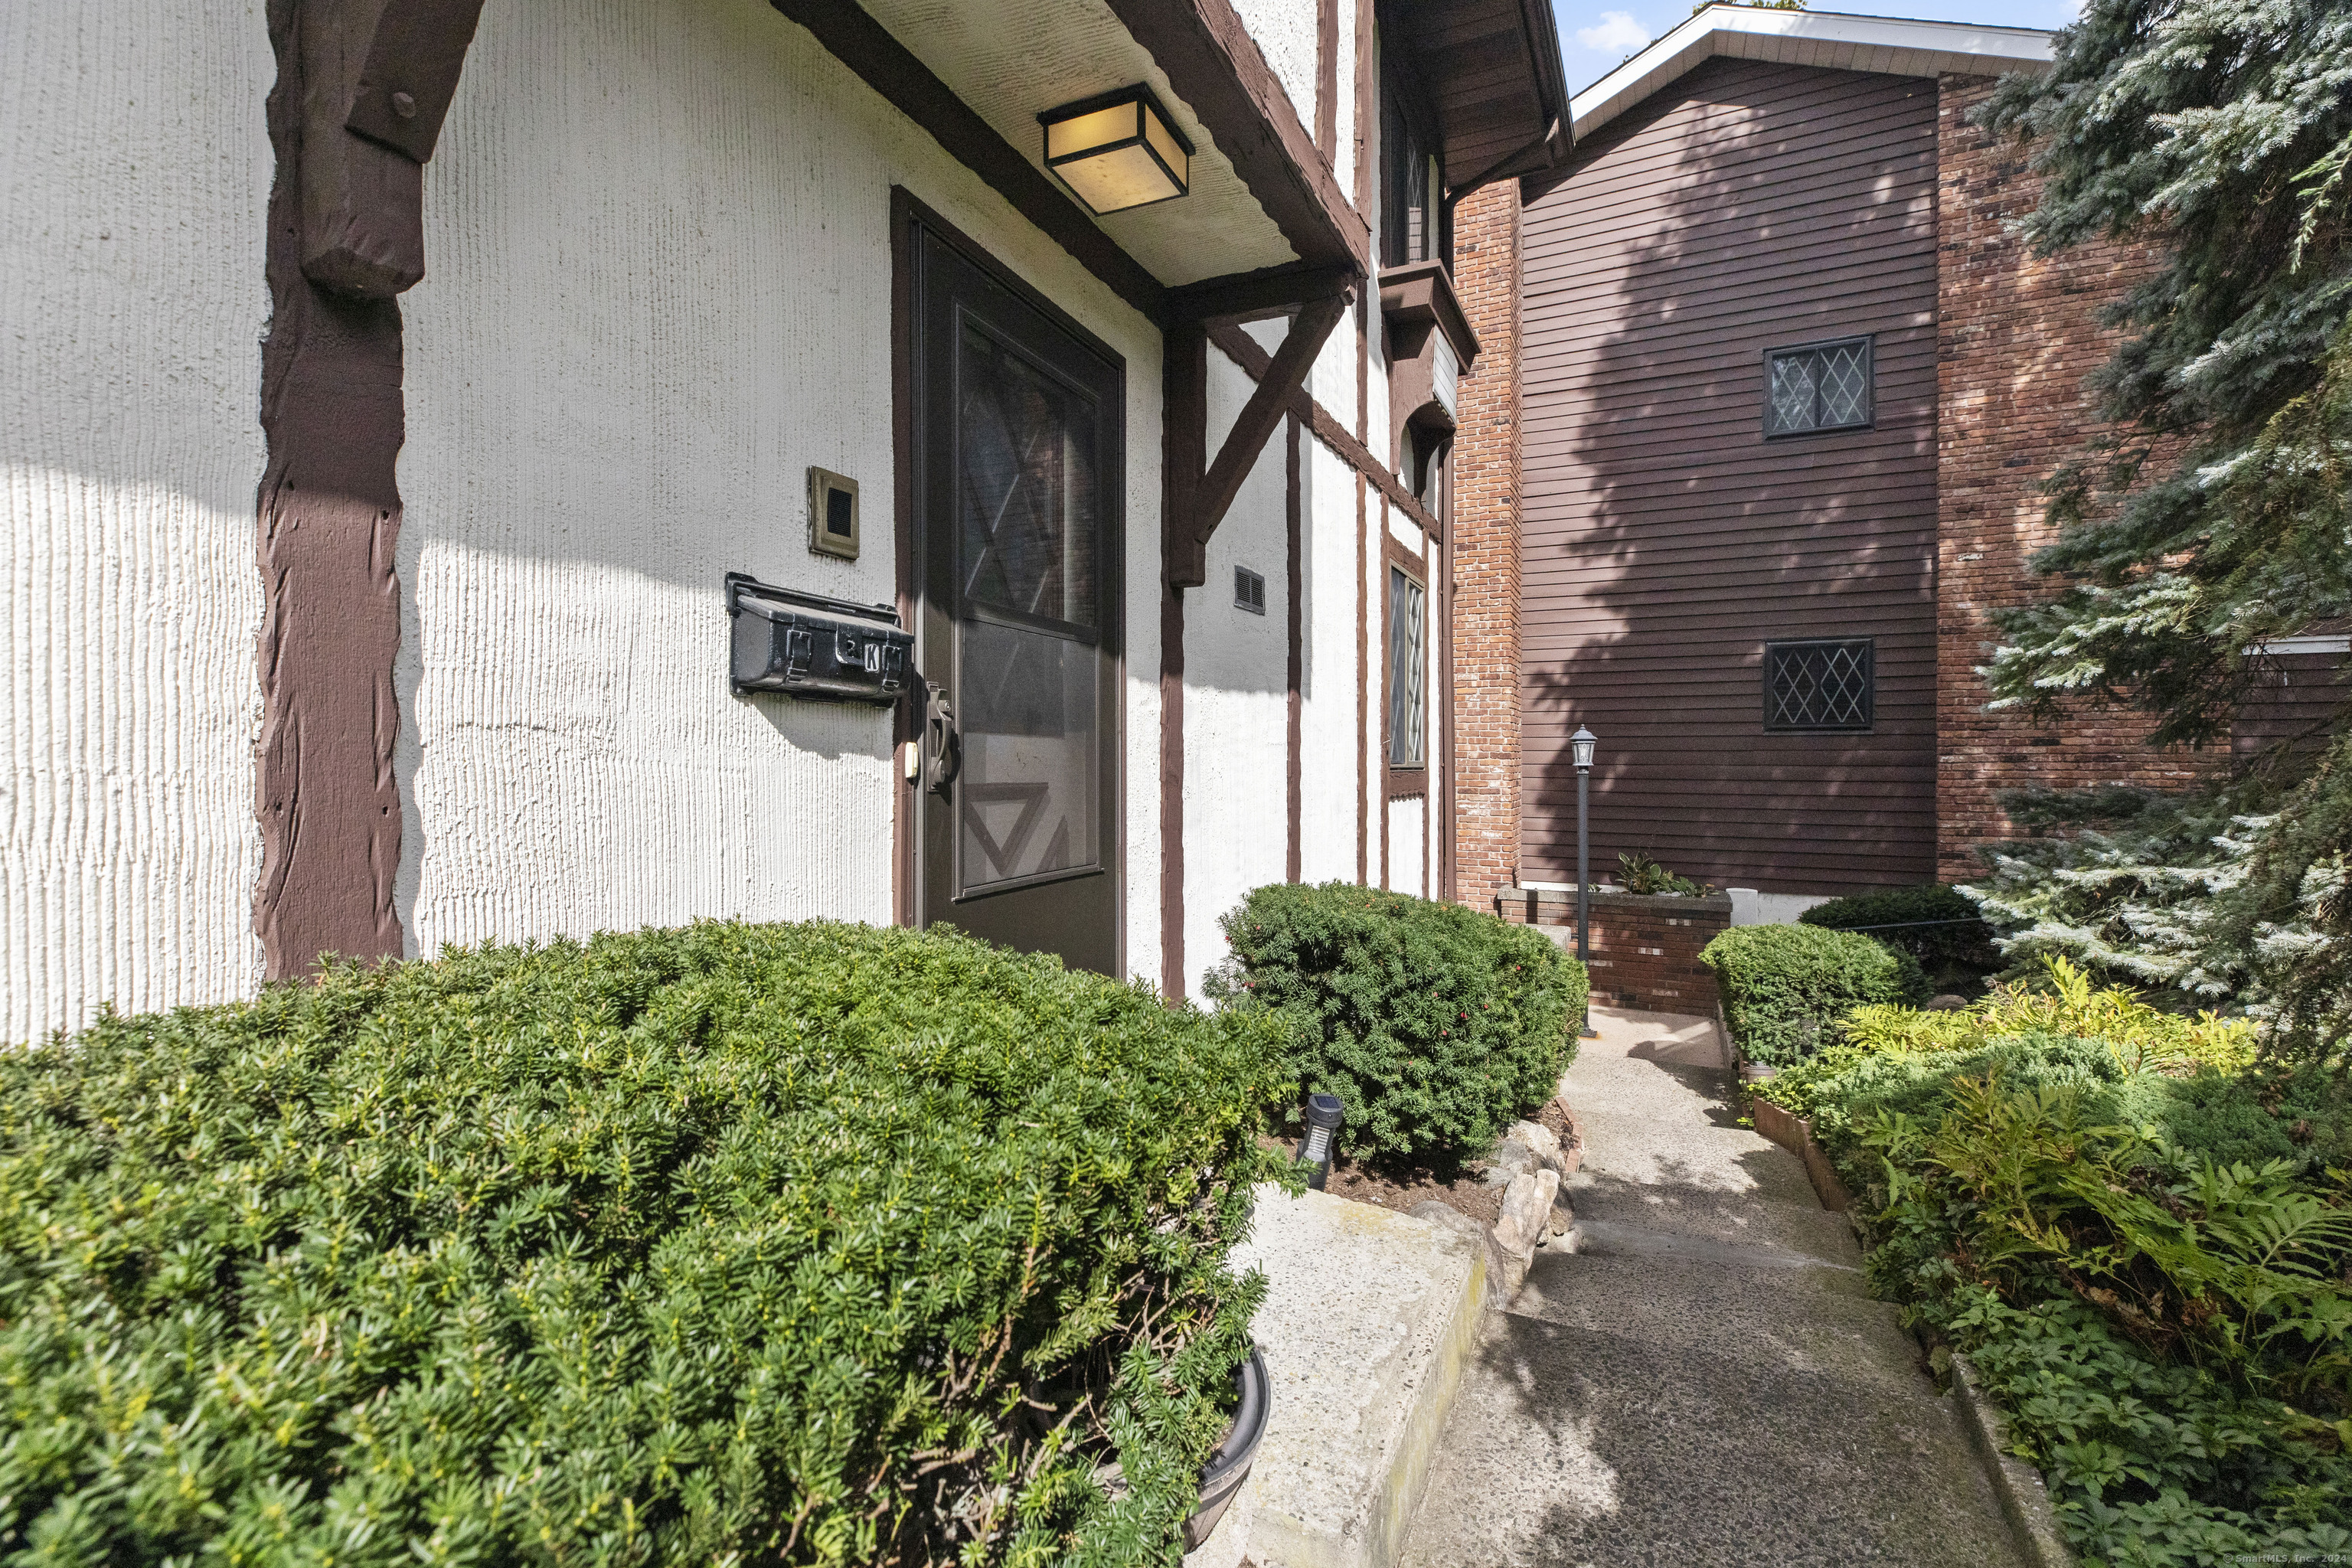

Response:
(1387, 566), (1426, 767)
(1763, 336), (1873, 436)
(1764, 639), (1874, 731)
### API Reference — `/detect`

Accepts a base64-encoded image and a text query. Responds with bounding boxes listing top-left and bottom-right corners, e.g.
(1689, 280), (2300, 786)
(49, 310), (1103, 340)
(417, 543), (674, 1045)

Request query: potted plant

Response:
(1183, 1345), (1272, 1549)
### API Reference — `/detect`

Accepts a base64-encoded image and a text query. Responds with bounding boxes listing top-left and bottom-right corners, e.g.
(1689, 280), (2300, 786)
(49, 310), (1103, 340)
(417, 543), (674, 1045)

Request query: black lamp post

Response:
(1571, 726), (1599, 1040)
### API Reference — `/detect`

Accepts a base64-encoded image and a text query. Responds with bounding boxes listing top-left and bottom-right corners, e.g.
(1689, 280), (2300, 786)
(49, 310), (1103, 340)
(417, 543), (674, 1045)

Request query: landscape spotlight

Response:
(1297, 1093), (1344, 1191)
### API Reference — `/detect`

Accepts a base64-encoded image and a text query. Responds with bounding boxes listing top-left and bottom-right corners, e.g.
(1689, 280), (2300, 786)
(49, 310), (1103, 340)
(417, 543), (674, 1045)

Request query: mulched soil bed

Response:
(1306, 1099), (1581, 1229)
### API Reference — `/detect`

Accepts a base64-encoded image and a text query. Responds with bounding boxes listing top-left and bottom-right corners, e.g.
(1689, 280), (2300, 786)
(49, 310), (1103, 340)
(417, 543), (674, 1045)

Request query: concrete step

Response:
(1396, 1006), (2032, 1568)
(1399, 1308), (2027, 1568)
(1187, 1187), (1486, 1568)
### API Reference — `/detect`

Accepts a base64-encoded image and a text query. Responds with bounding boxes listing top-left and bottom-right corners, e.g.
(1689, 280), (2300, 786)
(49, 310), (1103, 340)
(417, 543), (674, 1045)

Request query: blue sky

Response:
(1550, 1), (2082, 96)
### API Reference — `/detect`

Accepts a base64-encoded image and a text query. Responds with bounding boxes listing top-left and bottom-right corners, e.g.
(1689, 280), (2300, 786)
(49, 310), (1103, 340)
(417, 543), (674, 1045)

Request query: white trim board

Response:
(1569, 5), (2053, 144)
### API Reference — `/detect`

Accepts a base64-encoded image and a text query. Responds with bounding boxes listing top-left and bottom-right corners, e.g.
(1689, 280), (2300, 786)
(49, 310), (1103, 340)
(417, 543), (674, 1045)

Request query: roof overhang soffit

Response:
(1382, 0), (1573, 198)
(792, 0), (1367, 314)
(1567, 5), (2054, 147)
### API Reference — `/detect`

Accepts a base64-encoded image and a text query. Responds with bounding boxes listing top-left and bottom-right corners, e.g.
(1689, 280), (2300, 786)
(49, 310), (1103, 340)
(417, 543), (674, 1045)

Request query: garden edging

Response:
(1741, 1078), (2076, 1568)
(1948, 1351), (2076, 1568)
(1746, 1095), (1854, 1214)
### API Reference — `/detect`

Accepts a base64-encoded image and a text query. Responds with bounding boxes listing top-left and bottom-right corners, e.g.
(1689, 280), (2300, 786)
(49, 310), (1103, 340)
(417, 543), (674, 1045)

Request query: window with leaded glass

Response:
(1764, 337), (1873, 436)
(1764, 639), (1874, 731)
(1387, 566), (1426, 767)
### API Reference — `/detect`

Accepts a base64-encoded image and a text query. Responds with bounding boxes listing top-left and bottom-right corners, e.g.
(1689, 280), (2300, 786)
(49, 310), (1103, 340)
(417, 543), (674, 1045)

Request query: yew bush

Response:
(1206, 883), (1586, 1168)
(0, 920), (1291, 1566)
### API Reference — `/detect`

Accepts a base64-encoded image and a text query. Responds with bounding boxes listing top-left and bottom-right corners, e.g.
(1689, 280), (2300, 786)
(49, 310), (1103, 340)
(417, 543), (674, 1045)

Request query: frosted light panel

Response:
(1057, 144), (1181, 214)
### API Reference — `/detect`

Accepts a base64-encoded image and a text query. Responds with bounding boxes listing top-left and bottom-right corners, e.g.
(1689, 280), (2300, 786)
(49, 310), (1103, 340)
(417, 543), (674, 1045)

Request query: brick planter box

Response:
(1498, 886), (1731, 1011)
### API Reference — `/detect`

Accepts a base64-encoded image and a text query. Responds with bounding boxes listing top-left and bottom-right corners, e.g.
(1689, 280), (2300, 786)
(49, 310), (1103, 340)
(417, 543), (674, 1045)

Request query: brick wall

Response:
(1935, 74), (2203, 880)
(1448, 178), (1524, 909)
(1503, 888), (1731, 1011)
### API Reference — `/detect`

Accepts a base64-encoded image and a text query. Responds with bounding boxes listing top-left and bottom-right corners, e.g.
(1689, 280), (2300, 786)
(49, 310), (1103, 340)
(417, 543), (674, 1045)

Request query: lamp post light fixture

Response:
(1570, 726), (1599, 1040)
(1039, 85), (1192, 215)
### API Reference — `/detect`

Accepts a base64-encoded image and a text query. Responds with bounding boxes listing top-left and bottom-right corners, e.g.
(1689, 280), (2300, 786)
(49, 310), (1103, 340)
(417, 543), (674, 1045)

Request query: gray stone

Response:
(1480, 1138), (1542, 1186)
(1492, 1166), (1559, 1263)
(1951, 1351), (2076, 1567)
(1184, 1187), (1485, 1568)
(1504, 1119), (1562, 1171)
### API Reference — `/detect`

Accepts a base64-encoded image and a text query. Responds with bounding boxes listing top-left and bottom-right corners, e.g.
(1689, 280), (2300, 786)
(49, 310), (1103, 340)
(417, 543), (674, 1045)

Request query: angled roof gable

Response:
(1569, 5), (2053, 145)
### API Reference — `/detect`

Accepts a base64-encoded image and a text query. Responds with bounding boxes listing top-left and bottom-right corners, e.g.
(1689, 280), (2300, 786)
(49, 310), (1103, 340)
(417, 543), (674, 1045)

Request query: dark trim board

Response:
(1356, 476), (1370, 886)
(1286, 414), (1305, 883)
(1315, 0), (1339, 156)
(1161, 319), (1210, 1000)
(890, 187), (920, 929)
(255, 0), (449, 978)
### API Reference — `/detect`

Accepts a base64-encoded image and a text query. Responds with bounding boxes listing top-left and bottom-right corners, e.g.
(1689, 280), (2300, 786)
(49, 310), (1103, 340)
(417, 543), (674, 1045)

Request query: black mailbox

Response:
(725, 572), (910, 705)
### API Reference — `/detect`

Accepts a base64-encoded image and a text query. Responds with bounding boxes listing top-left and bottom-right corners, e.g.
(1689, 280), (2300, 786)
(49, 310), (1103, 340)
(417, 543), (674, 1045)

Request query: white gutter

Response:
(1569, 5), (2055, 144)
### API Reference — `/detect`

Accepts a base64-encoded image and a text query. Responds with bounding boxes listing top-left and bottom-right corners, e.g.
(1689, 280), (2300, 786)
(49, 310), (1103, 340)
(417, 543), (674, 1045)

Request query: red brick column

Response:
(1935, 74), (2200, 880)
(1449, 178), (1524, 910)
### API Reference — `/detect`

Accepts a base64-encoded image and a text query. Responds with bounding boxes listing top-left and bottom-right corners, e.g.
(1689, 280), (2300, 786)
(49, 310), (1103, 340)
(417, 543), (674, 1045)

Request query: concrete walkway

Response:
(1397, 1007), (2027, 1568)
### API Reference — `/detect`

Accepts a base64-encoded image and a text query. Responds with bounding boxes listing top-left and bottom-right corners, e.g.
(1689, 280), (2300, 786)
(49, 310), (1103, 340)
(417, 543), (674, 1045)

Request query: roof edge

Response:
(1568, 5), (2053, 144)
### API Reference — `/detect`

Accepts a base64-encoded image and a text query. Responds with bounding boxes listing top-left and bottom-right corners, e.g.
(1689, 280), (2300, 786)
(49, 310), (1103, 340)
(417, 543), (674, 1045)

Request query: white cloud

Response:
(1574, 10), (1652, 54)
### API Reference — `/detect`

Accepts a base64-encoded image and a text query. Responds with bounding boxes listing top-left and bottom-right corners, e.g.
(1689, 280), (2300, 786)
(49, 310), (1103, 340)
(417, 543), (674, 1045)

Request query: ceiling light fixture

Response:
(1039, 84), (1191, 215)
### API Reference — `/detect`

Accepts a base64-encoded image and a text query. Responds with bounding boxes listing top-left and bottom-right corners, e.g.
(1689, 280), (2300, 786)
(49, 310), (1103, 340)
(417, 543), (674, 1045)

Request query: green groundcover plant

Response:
(1204, 884), (1585, 1168)
(1699, 923), (1924, 1067)
(0, 920), (1296, 1568)
(1759, 965), (2352, 1560)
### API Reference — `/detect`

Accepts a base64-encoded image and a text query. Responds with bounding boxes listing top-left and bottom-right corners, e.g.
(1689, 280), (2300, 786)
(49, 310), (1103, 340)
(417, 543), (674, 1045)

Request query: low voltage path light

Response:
(1571, 726), (1599, 1040)
(1297, 1094), (1344, 1191)
(1039, 85), (1192, 214)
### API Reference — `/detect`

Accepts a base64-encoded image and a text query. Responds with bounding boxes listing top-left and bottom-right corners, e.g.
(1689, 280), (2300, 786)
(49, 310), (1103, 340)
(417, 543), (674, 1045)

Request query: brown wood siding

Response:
(1518, 57), (1940, 894)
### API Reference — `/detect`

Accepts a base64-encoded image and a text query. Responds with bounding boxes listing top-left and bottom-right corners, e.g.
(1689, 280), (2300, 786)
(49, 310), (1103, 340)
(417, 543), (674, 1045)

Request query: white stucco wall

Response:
(1184, 345), (1292, 995)
(1298, 438), (1360, 884)
(1387, 794), (1426, 895)
(400, 0), (1164, 979)
(1, 1), (273, 1041)
(1230, 0), (1320, 145)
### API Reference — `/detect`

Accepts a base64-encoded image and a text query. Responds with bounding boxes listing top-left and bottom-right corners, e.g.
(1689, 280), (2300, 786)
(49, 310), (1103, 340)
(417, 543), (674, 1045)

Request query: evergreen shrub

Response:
(1204, 884), (1586, 1168)
(0, 920), (1293, 1566)
(1797, 884), (1997, 990)
(1700, 923), (1921, 1065)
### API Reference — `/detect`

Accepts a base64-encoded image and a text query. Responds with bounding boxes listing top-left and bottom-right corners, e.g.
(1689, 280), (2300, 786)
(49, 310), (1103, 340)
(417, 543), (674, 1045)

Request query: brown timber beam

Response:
(1165, 260), (1355, 324)
(1206, 318), (1444, 537)
(258, 0), (484, 978)
(1165, 292), (1346, 586)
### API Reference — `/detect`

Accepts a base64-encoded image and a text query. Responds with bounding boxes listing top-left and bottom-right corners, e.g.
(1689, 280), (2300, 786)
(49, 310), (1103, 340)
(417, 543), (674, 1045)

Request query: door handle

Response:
(924, 682), (961, 793)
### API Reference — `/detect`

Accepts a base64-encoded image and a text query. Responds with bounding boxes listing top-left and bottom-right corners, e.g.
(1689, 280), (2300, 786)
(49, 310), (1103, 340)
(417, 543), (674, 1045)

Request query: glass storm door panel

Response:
(912, 217), (1123, 975)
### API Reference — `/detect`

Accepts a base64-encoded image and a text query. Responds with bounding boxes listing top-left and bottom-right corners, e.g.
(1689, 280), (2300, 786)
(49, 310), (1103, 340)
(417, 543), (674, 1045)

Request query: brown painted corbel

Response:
(1165, 285), (1350, 586)
(299, 0), (486, 299)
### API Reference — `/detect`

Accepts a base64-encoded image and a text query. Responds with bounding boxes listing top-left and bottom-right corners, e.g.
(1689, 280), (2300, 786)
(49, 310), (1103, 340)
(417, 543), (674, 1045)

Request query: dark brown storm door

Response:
(908, 211), (1124, 974)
